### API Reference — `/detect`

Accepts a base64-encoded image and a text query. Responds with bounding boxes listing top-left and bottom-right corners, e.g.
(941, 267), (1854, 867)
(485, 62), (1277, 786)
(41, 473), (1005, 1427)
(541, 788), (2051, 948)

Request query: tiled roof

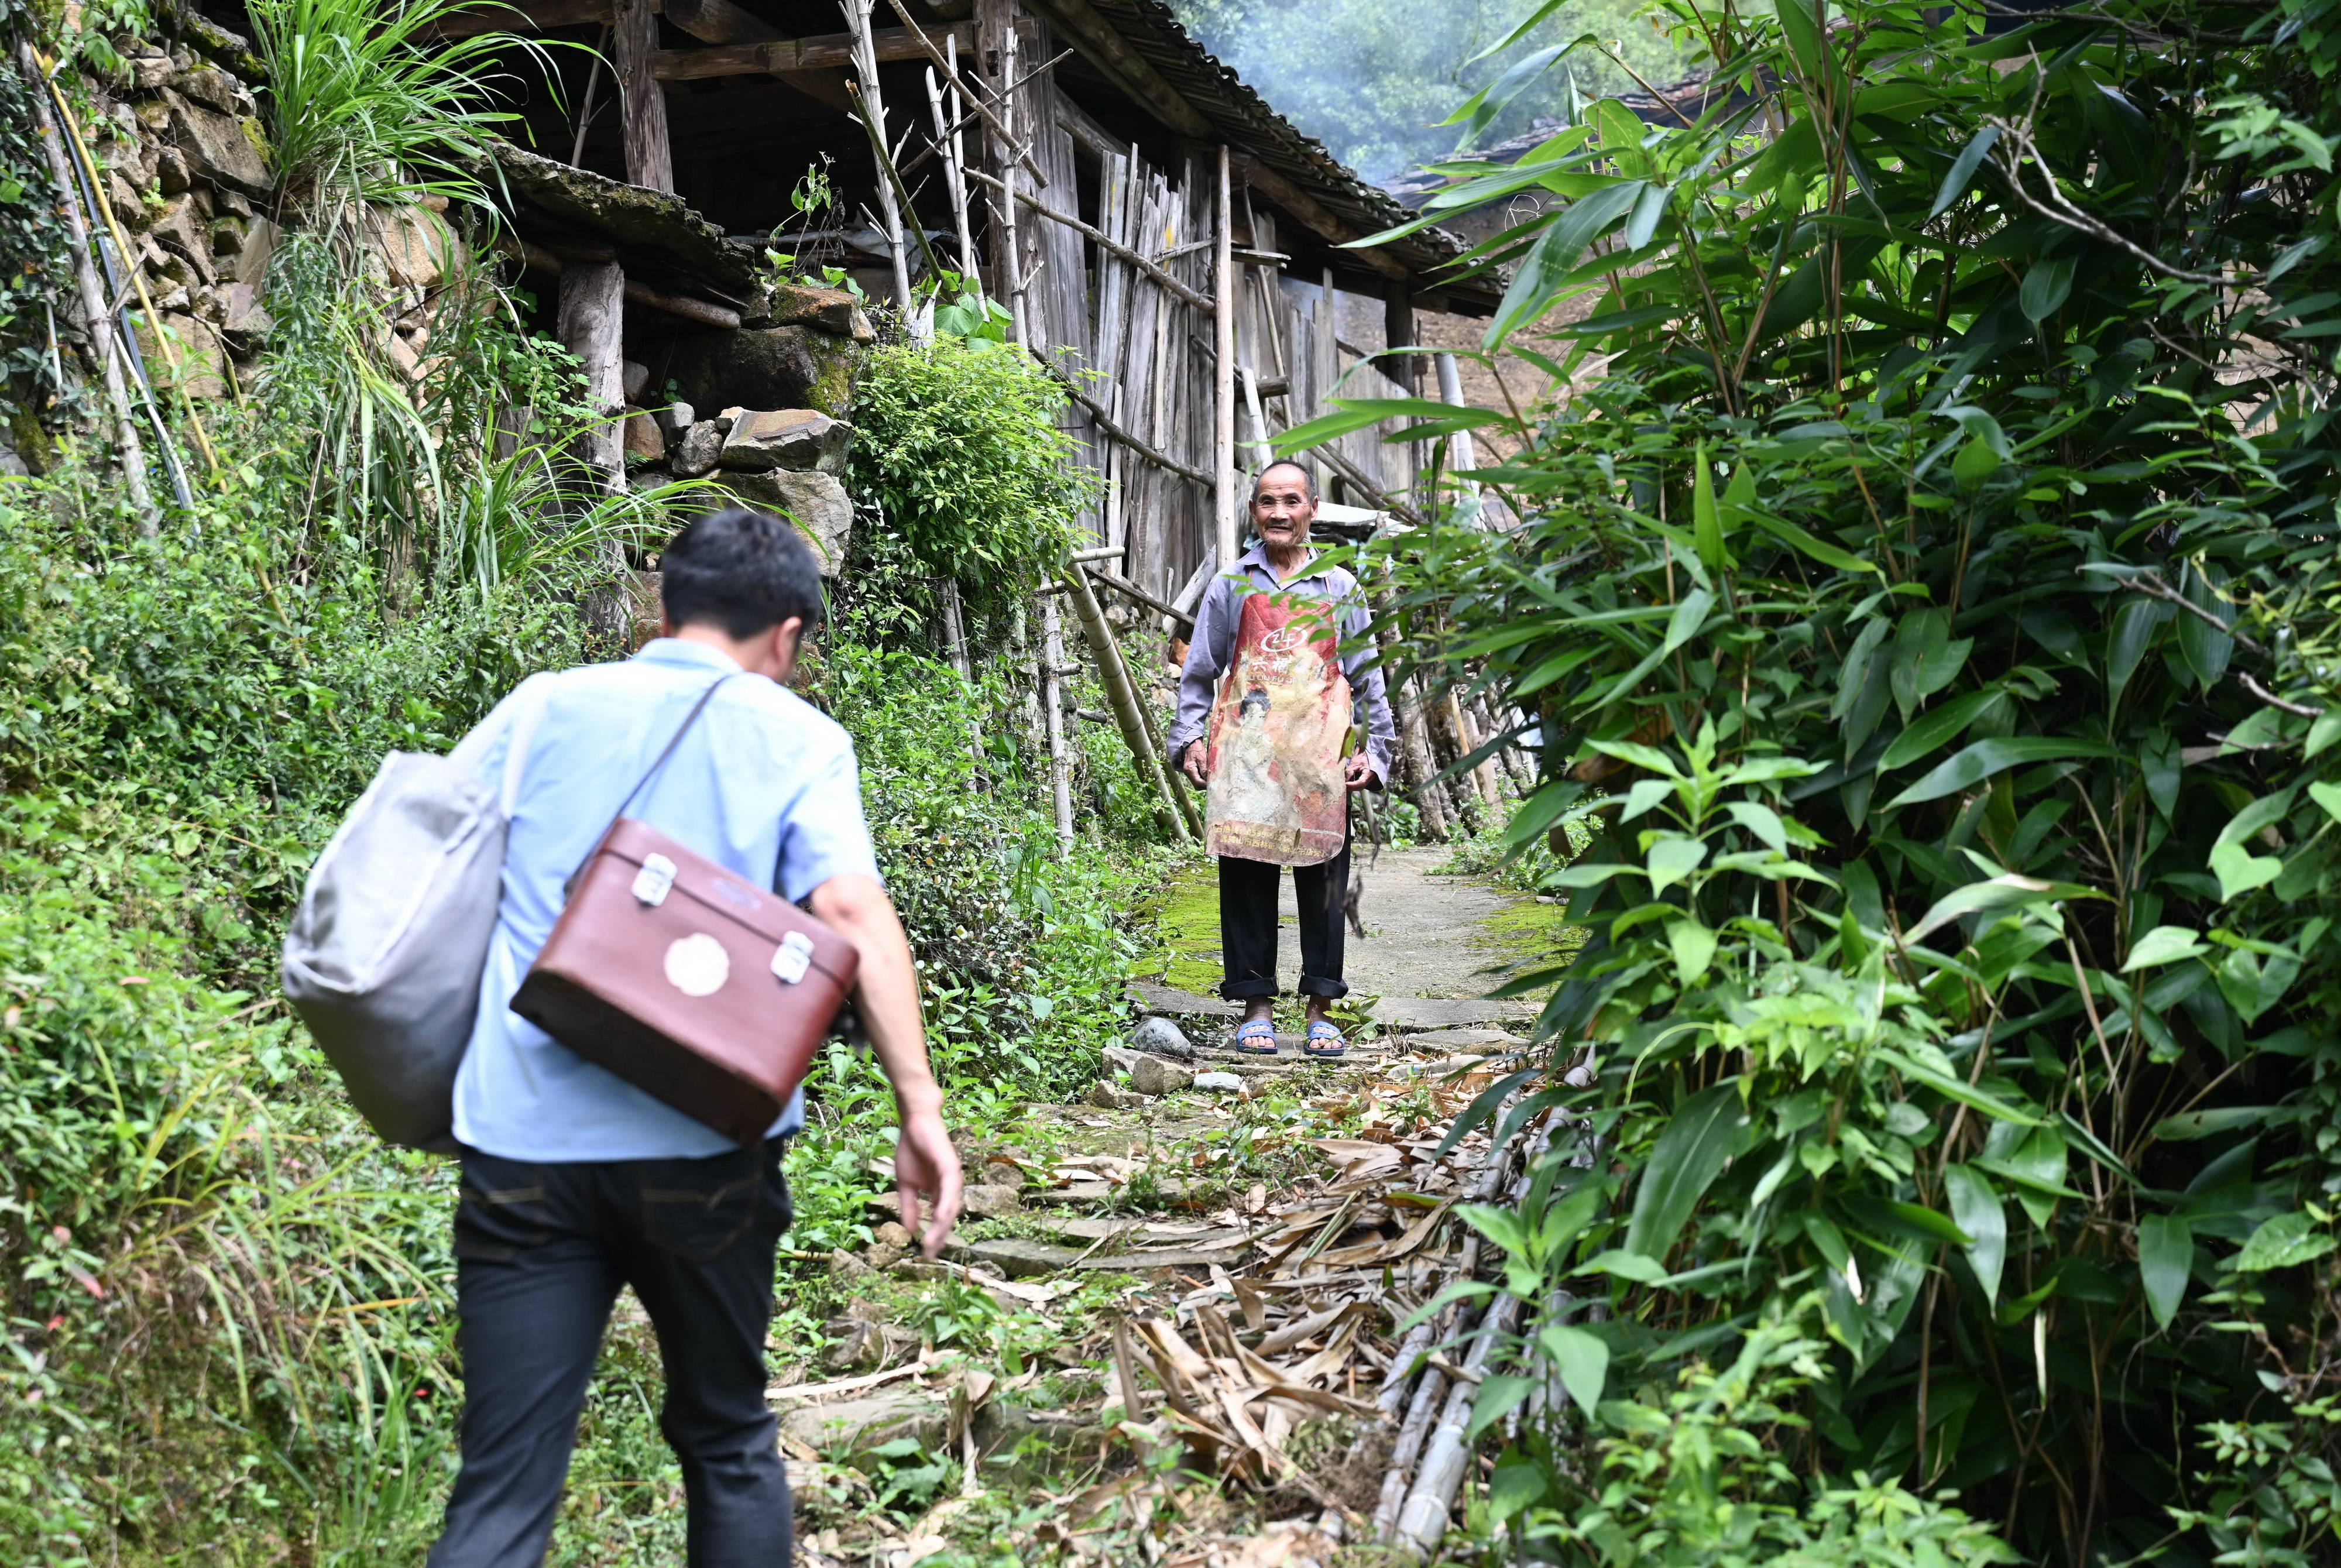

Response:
(1029, 0), (1506, 313)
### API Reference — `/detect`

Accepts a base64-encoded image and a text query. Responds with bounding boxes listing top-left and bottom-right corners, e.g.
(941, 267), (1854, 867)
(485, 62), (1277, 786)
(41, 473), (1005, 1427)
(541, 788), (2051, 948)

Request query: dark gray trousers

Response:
(1218, 828), (1354, 1001)
(426, 1139), (794, 1568)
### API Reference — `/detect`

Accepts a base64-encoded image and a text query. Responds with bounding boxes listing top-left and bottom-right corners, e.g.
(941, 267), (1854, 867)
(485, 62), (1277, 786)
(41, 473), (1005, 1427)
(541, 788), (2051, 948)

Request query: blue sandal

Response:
(1303, 1021), (1349, 1059)
(1230, 1018), (1279, 1055)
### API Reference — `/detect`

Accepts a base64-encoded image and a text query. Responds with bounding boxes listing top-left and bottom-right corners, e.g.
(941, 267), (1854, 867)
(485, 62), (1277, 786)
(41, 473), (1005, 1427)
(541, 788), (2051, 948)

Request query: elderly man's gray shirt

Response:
(1166, 544), (1398, 787)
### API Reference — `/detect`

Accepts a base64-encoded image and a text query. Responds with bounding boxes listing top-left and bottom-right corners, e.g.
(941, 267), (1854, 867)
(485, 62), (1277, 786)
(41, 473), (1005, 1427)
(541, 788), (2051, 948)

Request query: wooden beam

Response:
(1022, 0), (1211, 140)
(427, 0), (606, 40)
(962, 165), (1210, 313)
(615, 0), (673, 193)
(1039, 358), (1210, 486)
(1228, 150), (1410, 282)
(659, 0), (853, 108)
(660, 0), (774, 43)
(651, 22), (972, 80)
(510, 239), (742, 327)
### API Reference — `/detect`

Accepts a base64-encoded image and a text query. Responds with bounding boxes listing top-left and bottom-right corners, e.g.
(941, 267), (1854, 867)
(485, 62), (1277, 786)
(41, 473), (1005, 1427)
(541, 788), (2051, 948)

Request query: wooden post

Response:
(1315, 266), (1338, 502)
(1383, 283), (1417, 394)
(1040, 595), (1075, 852)
(1213, 143), (1238, 570)
(845, 0), (914, 304)
(1062, 567), (1194, 844)
(557, 259), (627, 488)
(615, 0), (674, 193)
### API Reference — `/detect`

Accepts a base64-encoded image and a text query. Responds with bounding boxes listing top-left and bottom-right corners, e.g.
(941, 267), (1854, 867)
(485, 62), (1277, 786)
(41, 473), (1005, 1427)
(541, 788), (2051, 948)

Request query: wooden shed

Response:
(429, 0), (1498, 600)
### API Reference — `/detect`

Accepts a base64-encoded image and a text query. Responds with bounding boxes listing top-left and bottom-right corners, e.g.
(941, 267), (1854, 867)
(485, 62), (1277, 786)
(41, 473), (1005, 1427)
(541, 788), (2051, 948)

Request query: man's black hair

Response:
(660, 509), (827, 639)
(1251, 460), (1317, 502)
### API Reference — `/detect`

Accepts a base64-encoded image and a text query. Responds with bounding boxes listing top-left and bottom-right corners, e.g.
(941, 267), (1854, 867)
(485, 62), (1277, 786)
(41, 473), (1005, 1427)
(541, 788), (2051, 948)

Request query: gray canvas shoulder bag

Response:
(280, 675), (553, 1151)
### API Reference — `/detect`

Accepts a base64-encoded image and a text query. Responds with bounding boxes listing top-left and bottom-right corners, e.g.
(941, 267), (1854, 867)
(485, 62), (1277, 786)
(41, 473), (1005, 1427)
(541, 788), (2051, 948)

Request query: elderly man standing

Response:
(1166, 461), (1398, 1057)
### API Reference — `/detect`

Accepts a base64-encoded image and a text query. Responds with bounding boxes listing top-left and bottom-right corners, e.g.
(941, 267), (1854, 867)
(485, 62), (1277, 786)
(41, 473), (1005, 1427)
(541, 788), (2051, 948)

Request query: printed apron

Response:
(1203, 590), (1350, 866)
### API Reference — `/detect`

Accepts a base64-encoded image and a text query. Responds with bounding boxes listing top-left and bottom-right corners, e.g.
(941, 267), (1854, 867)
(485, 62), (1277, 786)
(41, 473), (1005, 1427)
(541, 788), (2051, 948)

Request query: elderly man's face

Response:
(1251, 465), (1315, 551)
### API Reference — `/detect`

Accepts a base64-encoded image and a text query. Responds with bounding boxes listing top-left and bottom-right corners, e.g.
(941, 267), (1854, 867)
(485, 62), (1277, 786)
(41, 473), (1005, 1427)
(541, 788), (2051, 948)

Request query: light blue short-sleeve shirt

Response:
(449, 638), (880, 1162)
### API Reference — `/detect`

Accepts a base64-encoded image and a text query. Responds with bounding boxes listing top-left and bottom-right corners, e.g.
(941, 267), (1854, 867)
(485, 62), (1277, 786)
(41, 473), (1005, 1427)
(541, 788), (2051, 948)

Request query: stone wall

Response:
(31, 27), (878, 586)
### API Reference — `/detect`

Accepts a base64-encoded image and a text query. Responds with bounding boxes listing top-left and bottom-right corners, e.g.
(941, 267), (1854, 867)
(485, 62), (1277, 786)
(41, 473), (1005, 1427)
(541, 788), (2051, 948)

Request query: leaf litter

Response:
(791, 1040), (1540, 1566)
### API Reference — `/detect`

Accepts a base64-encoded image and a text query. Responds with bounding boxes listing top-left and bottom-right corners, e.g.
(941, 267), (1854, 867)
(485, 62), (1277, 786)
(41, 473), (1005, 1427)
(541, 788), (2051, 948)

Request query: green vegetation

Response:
(0, 5), (1171, 1560)
(1283, 0), (2341, 1559)
(847, 328), (1095, 621)
(1170, 0), (1687, 183)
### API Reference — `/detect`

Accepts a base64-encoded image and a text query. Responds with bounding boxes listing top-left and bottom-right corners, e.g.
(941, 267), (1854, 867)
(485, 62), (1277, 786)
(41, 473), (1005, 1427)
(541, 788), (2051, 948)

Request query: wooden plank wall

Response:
(1027, 74), (1417, 599)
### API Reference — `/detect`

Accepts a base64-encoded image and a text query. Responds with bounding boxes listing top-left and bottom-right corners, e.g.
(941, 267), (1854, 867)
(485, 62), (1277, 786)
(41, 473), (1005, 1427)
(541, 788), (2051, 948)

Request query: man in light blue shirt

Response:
(428, 510), (962, 1568)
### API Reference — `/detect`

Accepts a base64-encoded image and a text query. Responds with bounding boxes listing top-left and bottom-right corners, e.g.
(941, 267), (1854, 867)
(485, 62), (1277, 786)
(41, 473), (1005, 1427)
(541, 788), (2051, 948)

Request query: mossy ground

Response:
(1475, 897), (1588, 968)
(1135, 859), (1223, 994)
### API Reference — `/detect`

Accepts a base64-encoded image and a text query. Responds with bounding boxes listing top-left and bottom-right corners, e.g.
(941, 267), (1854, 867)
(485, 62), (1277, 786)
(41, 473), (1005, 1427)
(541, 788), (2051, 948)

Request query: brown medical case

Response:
(509, 680), (860, 1144)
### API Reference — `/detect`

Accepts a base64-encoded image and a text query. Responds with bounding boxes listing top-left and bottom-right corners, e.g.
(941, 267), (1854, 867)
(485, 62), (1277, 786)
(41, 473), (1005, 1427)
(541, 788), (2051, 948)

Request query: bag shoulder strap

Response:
(564, 673), (739, 890)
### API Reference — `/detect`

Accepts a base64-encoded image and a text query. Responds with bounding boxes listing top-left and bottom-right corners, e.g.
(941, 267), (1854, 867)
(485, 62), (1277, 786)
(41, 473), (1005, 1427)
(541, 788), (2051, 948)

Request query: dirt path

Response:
(787, 855), (1571, 1566)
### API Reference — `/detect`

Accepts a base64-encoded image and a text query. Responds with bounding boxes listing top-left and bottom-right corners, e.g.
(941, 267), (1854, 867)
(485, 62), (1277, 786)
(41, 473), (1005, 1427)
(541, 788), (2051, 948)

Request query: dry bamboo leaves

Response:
(804, 1034), (1571, 1564)
(1119, 1308), (1374, 1488)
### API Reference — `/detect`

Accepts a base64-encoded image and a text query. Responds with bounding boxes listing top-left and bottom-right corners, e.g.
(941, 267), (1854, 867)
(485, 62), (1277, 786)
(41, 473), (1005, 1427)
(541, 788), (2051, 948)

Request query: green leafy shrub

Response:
(846, 335), (1093, 619)
(1487, 1303), (2013, 1564)
(1302, 0), (2341, 1559)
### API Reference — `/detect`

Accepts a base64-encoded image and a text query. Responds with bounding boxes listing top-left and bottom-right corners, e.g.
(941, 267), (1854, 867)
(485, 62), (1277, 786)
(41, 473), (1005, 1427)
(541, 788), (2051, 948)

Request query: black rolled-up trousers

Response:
(426, 1138), (795, 1568)
(1218, 819), (1353, 1002)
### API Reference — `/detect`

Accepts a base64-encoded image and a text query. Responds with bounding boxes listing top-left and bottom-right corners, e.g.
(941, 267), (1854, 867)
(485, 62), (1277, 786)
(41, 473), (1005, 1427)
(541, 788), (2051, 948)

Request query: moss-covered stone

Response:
(665, 325), (864, 421)
(6, 403), (54, 475)
(801, 331), (864, 417)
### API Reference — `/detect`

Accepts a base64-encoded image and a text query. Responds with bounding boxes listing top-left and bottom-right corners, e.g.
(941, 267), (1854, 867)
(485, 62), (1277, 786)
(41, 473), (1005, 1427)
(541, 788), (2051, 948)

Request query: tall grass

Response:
(246, 0), (567, 215)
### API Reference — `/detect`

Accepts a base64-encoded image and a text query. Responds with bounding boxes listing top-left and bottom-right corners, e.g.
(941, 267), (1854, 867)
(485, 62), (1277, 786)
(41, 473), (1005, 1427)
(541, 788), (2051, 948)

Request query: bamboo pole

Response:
(20, 43), (152, 522)
(1085, 562), (1194, 632)
(881, 0), (1048, 188)
(1039, 596), (1074, 852)
(1239, 364), (1274, 470)
(1446, 689), (1504, 808)
(45, 52), (220, 482)
(1391, 1292), (1524, 1552)
(1374, 612), (1452, 841)
(1038, 357), (1211, 486)
(1213, 144), (1238, 571)
(842, 0), (912, 304)
(1434, 351), (1480, 503)
(926, 63), (977, 283)
(1130, 648), (1206, 839)
(997, 23), (1029, 345)
(571, 25), (611, 165)
(1372, 1353), (1449, 1538)
(1062, 566), (1192, 843)
(849, 80), (949, 289)
(962, 166), (1211, 313)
